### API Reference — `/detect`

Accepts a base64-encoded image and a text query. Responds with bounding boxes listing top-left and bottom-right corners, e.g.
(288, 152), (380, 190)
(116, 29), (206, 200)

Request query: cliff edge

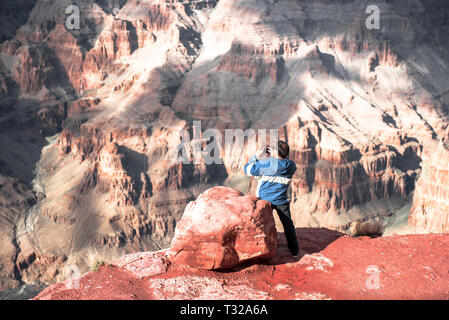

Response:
(33, 187), (449, 300)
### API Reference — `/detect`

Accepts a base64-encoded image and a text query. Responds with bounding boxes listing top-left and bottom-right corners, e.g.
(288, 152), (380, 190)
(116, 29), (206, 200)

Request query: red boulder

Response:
(167, 186), (277, 269)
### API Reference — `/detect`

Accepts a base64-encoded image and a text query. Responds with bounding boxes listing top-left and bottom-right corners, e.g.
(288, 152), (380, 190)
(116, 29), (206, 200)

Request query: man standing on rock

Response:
(244, 140), (299, 258)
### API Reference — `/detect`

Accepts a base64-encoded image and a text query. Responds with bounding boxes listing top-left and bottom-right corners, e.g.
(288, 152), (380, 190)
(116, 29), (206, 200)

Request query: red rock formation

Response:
(168, 186), (277, 269)
(33, 229), (449, 300)
(98, 142), (137, 206)
(217, 41), (286, 84)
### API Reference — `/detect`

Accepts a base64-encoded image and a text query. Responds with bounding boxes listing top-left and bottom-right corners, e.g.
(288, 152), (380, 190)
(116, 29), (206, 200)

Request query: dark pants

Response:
(272, 203), (299, 256)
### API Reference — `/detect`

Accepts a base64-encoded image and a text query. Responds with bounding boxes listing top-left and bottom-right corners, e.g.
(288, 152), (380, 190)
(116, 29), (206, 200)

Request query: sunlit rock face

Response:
(409, 145), (449, 233)
(0, 0), (449, 290)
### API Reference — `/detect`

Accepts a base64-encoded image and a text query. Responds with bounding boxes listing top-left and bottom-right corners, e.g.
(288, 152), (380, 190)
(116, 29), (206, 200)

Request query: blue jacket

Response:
(244, 155), (297, 205)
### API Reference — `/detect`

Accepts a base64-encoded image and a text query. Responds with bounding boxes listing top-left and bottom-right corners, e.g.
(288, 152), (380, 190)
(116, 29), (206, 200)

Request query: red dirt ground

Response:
(34, 228), (449, 300)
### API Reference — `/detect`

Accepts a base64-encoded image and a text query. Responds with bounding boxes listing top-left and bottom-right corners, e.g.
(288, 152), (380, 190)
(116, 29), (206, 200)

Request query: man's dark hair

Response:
(278, 140), (289, 159)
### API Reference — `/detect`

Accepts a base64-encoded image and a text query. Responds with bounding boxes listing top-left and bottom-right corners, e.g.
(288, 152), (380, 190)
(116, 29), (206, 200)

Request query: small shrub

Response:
(84, 247), (109, 271)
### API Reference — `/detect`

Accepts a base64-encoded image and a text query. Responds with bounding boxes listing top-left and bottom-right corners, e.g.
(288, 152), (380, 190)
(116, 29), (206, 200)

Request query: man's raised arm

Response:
(244, 154), (259, 176)
(244, 148), (276, 177)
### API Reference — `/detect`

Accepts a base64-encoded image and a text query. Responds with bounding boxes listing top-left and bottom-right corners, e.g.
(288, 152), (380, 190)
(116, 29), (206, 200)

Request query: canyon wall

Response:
(0, 0), (449, 290)
(409, 144), (449, 232)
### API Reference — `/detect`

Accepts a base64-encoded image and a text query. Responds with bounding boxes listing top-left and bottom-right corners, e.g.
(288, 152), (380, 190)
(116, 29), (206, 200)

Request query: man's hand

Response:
(267, 147), (278, 158)
(255, 148), (267, 160)
(256, 147), (276, 160)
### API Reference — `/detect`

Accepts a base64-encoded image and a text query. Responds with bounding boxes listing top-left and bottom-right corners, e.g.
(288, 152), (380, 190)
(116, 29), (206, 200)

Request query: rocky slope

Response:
(1, 0), (449, 292)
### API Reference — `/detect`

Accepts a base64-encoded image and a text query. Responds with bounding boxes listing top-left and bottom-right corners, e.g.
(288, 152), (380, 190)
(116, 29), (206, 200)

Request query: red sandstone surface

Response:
(33, 186), (449, 300)
(34, 229), (449, 300)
